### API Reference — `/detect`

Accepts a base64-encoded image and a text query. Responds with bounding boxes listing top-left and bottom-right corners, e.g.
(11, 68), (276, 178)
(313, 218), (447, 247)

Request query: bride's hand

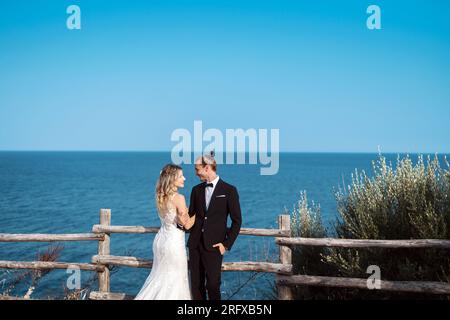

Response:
(182, 212), (195, 230)
(173, 194), (196, 230)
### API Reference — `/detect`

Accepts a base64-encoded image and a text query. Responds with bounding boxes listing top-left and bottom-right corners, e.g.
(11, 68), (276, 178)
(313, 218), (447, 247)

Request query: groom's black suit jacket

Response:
(188, 179), (242, 252)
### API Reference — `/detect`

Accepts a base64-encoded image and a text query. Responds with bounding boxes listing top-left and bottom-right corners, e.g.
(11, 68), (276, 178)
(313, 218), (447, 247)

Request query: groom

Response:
(187, 153), (242, 300)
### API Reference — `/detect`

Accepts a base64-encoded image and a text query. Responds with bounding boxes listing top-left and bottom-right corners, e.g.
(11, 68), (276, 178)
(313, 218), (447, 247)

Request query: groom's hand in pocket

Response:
(213, 243), (227, 255)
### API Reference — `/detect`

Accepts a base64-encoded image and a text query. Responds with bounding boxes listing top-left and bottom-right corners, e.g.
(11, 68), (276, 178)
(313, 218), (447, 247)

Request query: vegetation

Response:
(290, 154), (450, 299)
(0, 244), (120, 300)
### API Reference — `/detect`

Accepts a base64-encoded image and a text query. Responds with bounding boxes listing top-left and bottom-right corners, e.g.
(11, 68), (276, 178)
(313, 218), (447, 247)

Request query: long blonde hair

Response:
(156, 164), (182, 212)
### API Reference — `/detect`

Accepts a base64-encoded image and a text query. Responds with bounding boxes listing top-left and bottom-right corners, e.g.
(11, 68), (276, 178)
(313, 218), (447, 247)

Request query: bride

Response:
(135, 164), (195, 300)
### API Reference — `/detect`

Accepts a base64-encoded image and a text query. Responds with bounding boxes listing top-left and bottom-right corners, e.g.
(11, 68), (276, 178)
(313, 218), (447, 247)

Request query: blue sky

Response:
(0, 0), (449, 152)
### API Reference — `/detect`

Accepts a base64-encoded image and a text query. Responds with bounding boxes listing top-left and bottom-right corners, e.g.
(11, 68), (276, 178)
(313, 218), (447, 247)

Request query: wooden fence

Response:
(1, 209), (450, 300)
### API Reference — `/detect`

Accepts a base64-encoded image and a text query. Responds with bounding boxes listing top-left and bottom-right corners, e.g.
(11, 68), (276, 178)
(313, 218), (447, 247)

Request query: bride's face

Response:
(173, 170), (186, 189)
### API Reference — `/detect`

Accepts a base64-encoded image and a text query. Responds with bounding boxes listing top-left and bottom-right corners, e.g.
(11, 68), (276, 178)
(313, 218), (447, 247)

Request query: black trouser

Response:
(188, 235), (224, 300)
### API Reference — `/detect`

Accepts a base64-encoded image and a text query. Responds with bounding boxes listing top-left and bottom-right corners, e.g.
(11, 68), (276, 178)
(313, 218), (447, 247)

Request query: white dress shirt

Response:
(205, 175), (220, 210)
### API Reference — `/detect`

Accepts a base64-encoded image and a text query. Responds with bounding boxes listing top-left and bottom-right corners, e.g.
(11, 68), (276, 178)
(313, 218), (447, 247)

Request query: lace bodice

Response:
(157, 195), (179, 228)
(158, 207), (177, 227)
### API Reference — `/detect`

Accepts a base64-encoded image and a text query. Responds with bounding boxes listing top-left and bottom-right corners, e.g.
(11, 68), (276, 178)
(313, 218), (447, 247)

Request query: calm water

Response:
(0, 151), (447, 299)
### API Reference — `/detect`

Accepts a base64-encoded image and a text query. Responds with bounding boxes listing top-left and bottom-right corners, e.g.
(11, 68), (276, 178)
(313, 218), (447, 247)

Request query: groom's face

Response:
(195, 164), (207, 181)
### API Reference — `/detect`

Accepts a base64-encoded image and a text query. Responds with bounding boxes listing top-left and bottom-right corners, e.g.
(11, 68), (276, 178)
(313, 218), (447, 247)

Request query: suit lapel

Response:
(206, 179), (222, 213)
(199, 183), (207, 216)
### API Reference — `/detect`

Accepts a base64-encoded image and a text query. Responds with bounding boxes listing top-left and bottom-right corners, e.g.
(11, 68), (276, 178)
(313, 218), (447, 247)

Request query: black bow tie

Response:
(205, 183), (214, 188)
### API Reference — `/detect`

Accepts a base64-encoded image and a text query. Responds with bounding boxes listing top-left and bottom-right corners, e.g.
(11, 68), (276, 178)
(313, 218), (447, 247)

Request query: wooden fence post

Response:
(277, 214), (293, 300)
(98, 209), (111, 293)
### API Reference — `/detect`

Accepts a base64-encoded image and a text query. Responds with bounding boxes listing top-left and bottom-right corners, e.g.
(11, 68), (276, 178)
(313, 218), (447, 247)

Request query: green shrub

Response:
(290, 154), (450, 299)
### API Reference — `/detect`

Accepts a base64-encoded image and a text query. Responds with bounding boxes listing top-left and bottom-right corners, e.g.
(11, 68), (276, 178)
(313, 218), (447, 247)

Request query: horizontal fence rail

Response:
(276, 275), (450, 295)
(0, 233), (104, 242)
(92, 225), (290, 237)
(92, 255), (153, 269)
(91, 255), (293, 275)
(275, 237), (450, 249)
(89, 291), (134, 300)
(0, 260), (105, 272)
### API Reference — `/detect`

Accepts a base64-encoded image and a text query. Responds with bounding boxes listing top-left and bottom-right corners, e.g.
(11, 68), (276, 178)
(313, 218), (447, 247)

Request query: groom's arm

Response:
(223, 186), (242, 251)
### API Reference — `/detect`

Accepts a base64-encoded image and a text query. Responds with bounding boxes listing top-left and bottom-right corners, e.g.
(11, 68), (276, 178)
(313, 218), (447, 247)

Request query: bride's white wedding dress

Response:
(134, 197), (192, 300)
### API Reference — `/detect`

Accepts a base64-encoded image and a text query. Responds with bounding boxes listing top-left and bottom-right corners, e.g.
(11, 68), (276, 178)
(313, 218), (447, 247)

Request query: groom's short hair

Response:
(195, 154), (217, 172)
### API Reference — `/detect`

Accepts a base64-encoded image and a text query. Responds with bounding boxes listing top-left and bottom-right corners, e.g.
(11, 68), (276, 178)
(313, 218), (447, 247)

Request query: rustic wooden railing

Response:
(0, 210), (293, 300)
(1, 208), (450, 300)
(88, 212), (293, 300)
(275, 237), (450, 295)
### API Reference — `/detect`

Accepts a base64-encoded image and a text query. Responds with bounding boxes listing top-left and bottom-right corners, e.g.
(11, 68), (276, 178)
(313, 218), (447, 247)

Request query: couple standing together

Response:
(135, 154), (242, 300)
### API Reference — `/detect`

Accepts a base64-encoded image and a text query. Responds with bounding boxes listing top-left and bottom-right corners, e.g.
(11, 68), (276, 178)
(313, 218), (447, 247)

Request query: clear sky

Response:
(0, 0), (449, 153)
